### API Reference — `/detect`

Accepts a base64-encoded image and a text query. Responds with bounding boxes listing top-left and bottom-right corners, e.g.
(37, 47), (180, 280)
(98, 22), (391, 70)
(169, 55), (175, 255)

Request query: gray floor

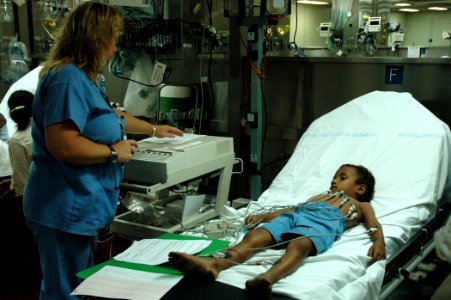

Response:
(386, 252), (451, 300)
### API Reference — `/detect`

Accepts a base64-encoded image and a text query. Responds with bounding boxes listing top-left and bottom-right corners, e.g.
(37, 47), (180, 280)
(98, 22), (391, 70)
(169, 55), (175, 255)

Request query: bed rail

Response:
(379, 203), (451, 299)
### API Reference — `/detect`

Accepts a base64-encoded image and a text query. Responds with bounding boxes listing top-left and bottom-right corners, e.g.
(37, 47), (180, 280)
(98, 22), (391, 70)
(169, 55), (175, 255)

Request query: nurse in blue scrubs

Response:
(23, 2), (183, 299)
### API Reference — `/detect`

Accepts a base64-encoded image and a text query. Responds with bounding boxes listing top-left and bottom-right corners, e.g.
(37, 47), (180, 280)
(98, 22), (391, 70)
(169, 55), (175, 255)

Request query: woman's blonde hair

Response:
(41, 1), (123, 80)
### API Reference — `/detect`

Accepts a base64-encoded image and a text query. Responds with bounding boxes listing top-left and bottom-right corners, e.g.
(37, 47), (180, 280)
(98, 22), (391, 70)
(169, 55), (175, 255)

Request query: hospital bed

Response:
(183, 90), (451, 300)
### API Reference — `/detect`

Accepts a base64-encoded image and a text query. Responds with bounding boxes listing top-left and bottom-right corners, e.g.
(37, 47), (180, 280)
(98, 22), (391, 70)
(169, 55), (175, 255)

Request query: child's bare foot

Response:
(168, 252), (219, 281)
(245, 274), (272, 299)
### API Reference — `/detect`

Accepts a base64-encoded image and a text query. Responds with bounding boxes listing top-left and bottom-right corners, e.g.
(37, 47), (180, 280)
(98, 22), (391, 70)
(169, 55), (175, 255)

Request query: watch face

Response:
(110, 151), (118, 163)
(107, 145), (118, 163)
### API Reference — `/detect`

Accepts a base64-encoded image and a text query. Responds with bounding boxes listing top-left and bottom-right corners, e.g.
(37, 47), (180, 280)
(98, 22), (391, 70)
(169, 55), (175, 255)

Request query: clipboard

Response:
(77, 233), (230, 279)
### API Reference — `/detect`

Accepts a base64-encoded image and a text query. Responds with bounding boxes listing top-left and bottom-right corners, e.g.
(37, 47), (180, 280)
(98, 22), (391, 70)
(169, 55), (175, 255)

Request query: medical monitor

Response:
(393, 32), (404, 45)
(320, 22), (332, 37)
(368, 17), (382, 33)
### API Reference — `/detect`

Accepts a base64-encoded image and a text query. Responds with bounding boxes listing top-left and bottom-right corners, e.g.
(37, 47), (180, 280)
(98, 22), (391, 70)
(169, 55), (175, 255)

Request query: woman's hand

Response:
(154, 125), (184, 138)
(112, 139), (138, 164)
(116, 110), (184, 139)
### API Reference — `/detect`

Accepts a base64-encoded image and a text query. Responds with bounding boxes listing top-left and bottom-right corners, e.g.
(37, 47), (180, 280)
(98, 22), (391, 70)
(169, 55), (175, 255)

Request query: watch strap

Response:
(107, 144), (118, 163)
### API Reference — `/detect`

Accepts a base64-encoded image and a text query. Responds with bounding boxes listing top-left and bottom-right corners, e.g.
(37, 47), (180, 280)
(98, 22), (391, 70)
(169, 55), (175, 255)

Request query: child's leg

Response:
(169, 228), (274, 281)
(246, 237), (314, 298)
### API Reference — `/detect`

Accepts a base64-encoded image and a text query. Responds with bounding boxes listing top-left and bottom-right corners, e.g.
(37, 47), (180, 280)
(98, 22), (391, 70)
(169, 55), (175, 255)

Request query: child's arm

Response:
(245, 207), (295, 225)
(360, 202), (386, 263)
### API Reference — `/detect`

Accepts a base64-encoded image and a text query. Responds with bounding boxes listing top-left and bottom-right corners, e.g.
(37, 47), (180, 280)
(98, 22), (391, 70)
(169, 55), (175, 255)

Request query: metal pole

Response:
(249, 24), (264, 200)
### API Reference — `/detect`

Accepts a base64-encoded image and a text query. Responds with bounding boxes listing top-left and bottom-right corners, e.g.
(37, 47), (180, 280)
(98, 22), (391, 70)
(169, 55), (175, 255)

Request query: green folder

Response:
(77, 233), (230, 279)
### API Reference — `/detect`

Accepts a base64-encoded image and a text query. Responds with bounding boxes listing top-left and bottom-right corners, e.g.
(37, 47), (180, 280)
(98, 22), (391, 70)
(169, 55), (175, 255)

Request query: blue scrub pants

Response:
(26, 219), (97, 300)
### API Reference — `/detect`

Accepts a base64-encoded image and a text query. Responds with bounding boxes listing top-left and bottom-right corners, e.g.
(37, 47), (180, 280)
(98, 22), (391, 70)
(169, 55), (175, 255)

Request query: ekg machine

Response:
(110, 134), (235, 240)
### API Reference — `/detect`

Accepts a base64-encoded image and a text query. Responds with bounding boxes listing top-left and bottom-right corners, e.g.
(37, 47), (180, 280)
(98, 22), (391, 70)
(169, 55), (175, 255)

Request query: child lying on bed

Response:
(169, 164), (386, 298)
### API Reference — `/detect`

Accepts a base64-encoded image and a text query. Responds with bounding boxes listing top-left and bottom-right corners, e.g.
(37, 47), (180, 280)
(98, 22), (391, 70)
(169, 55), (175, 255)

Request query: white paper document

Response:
(71, 265), (182, 300)
(141, 133), (205, 145)
(114, 238), (212, 266)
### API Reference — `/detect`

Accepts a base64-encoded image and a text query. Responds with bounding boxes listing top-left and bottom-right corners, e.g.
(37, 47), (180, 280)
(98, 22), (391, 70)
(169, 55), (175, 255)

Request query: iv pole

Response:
(240, 16), (266, 200)
(249, 23), (264, 200)
(233, 1), (289, 200)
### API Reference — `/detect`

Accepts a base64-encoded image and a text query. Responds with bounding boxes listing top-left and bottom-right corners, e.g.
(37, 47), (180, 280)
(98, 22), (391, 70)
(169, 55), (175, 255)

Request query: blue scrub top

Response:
(23, 64), (124, 236)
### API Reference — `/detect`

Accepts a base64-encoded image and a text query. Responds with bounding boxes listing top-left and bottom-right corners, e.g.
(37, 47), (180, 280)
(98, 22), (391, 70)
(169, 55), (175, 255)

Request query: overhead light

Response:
(0, 0), (13, 23)
(399, 8), (419, 12)
(428, 7), (448, 11)
(262, 0), (291, 16)
(395, 3), (411, 7)
(297, 0), (329, 5)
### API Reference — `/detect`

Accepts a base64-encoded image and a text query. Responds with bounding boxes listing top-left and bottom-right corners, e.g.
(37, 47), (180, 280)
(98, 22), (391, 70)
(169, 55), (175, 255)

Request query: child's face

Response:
(329, 166), (364, 199)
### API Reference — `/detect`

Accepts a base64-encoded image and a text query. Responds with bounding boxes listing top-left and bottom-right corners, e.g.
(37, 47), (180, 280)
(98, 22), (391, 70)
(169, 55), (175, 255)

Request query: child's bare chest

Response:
(309, 193), (362, 223)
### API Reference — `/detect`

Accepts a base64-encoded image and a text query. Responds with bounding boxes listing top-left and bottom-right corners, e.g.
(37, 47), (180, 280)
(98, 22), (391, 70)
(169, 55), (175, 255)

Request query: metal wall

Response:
(258, 56), (451, 192)
(303, 57), (451, 127)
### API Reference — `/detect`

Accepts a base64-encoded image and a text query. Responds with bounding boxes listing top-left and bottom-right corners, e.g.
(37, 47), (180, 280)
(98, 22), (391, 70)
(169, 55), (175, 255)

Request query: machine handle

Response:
(120, 182), (151, 194)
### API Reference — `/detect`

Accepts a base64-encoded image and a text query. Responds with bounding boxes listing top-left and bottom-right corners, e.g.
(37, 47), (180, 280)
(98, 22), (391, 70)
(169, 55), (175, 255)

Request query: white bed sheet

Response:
(215, 91), (451, 300)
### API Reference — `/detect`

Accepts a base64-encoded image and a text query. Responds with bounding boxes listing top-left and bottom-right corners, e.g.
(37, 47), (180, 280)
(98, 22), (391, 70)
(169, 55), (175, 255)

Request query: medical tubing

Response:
(193, 191), (380, 259)
(195, 225), (381, 264)
(244, 201), (345, 231)
(295, 202), (344, 220)
(227, 230), (374, 252)
(108, 52), (171, 87)
(242, 204), (293, 230)
(183, 215), (245, 238)
(198, 229), (378, 266)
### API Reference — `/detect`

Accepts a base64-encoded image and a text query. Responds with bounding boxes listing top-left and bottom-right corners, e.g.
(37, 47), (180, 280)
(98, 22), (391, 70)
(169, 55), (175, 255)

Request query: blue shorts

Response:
(261, 202), (345, 254)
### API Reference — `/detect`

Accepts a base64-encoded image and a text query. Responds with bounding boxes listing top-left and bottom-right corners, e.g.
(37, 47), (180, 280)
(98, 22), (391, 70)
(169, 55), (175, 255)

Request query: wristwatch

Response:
(107, 145), (118, 164)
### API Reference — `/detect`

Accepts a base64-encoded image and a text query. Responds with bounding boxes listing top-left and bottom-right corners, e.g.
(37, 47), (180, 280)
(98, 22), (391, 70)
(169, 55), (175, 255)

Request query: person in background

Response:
(0, 65), (41, 205)
(0, 113), (12, 195)
(0, 65), (42, 138)
(7, 90), (34, 197)
(3, 90), (41, 290)
(23, 2), (183, 299)
(0, 130), (13, 289)
(0, 112), (8, 141)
